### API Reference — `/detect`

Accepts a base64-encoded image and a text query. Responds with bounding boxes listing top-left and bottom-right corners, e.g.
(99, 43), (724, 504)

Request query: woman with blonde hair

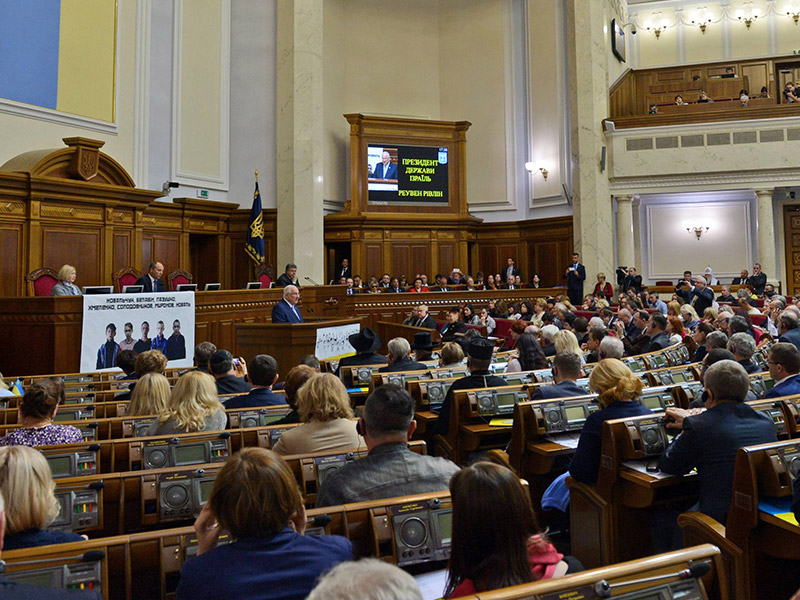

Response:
(702, 306), (718, 323)
(51, 264), (82, 296)
(127, 372), (171, 416)
(570, 359), (652, 483)
(0, 445), (85, 549)
(272, 373), (363, 455)
(554, 330), (584, 362)
(679, 304), (700, 331)
(667, 300), (682, 319)
(144, 371), (225, 436)
(439, 342), (465, 368)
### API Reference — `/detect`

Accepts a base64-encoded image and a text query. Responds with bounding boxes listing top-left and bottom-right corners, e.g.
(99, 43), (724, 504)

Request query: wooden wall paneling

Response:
(141, 237), (153, 270)
(784, 205), (800, 297)
(479, 245), (499, 277)
(438, 243), (454, 276)
(0, 226), (21, 296)
(365, 244), (383, 280)
(411, 245), (429, 280)
(392, 244), (412, 281)
(113, 232), (131, 273)
(152, 236), (180, 277)
(741, 61), (769, 96)
(42, 228), (103, 287)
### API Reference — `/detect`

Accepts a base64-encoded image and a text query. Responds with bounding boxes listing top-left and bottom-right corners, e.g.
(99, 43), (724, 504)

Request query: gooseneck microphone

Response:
(593, 561), (711, 598)
(307, 307), (324, 321)
(304, 276), (321, 286)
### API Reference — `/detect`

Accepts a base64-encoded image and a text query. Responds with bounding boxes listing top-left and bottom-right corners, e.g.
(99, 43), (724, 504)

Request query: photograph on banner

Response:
(315, 323), (361, 361)
(80, 293), (195, 372)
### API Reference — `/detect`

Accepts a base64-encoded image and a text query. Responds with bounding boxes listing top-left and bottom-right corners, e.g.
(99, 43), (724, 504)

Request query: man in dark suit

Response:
(643, 313), (671, 353)
(731, 269), (748, 285)
(439, 307), (468, 342)
(531, 352), (587, 400)
(727, 332), (760, 374)
(225, 354), (282, 409)
(659, 360), (777, 524)
(275, 263), (299, 287)
(747, 263), (767, 296)
(765, 343), (800, 398)
(271, 285), (304, 323)
(618, 310), (652, 356)
(779, 312), (800, 351)
(136, 261), (165, 292)
(378, 337), (428, 373)
(335, 327), (388, 375)
(338, 258), (352, 280)
(210, 350), (251, 395)
(622, 266), (642, 294)
(433, 274), (452, 292)
(403, 304), (437, 329)
(371, 151), (398, 179)
(563, 253), (586, 306)
(689, 276), (714, 315)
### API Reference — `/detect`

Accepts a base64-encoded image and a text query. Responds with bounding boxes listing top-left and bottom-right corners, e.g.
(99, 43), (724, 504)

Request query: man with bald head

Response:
(271, 285), (303, 323)
(136, 261), (165, 293)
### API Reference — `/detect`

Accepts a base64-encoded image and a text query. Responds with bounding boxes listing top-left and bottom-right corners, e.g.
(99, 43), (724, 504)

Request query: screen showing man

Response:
(367, 144), (448, 205)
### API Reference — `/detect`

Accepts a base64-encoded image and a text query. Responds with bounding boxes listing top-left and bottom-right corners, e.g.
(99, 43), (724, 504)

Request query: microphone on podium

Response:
(593, 561), (711, 598)
(304, 276), (321, 286)
(307, 306), (325, 321)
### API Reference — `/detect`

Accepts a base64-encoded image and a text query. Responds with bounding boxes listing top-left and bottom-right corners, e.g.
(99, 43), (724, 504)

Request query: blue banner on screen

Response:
(367, 144), (449, 205)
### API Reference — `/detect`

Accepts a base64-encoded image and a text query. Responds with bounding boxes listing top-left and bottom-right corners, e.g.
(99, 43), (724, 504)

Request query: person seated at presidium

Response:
(315, 385), (459, 507)
(0, 446), (86, 550)
(0, 379), (82, 446)
(136, 261), (165, 292)
(224, 354), (282, 409)
(378, 338), (429, 373)
(176, 448), (352, 600)
(127, 372), (171, 416)
(659, 360), (777, 524)
(272, 285), (303, 323)
(445, 461), (575, 597)
(145, 371), (226, 436)
(51, 264), (82, 296)
(273, 373), (363, 456)
(275, 263), (300, 288)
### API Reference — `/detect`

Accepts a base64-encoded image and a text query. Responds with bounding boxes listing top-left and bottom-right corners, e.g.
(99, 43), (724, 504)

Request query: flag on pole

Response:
(245, 171), (265, 265)
(11, 378), (23, 396)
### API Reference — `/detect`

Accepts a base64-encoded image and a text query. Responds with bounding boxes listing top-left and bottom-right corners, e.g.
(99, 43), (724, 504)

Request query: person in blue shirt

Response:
(177, 447), (352, 600)
(765, 342), (800, 398)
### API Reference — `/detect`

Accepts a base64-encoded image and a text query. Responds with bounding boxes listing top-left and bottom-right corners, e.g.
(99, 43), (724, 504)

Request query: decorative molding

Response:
(611, 167), (800, 191)
(170, 0), (231, 191)
(133, 0), (152, 189)
(500, 0), (518, 212)
(605, 115), (800, 137)
(0, 99), (118, 134)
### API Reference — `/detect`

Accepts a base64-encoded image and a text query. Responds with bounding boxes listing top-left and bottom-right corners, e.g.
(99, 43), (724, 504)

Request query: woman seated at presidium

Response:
(50, 264), (82, 296)
(0, 379), (82, 446)
(272, 373), (363, 456)
(145, 371), (226, 436)
(0, 445), (86, 549)
(445, 461), (577, 597)
(176, 447), (352, 600)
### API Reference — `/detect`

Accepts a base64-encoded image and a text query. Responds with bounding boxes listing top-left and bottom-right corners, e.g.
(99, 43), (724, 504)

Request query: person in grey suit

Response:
(530, 352), (588, 400)
(50, 264), (82, 296)
(778, 311), (800, 351)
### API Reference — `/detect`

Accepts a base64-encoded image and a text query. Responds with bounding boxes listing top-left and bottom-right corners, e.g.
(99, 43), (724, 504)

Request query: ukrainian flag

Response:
(11, 379), (24, 396)
(0, 0), (116, 122)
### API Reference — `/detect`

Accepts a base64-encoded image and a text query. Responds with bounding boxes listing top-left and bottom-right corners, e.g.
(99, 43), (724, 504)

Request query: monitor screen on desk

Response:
(245, 281), (262, 290)
(176, 284), (197, 292)
(204, 283), (221, 291)
(83, 286), (113, 294)
(122, 285), (144, 293)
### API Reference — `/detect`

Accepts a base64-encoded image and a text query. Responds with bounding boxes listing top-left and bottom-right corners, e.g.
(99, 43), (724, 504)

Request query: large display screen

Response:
(367, 144), (449, 205)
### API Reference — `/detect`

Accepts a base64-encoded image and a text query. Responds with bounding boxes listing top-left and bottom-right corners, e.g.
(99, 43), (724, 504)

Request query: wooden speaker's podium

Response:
(235, 318), (363, 378)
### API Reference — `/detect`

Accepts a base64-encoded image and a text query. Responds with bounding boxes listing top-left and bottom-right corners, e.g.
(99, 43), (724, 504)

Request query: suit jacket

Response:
(765, 374), (800, 399)
(215, 375), (251, 395)
(658, 401), (777, 523)
(644, 331), (671, 353)
(779, 327), (800, 351)
(564, 263), (586, 294)
(275, 273), (298, 287)
(530, 380), (587, 400)
(543, 343), (557, 357)
(746, 272), (767, 295)
(413, 314), (437, 329)
(504, 266), (521, 280)
(738, 359), (761, 374)
(339, 266), (352, 279)
(440, 321), (468, 342)
(689, 287), (714, 314)
(372, 161), (398, 179)
(51, 282), (82, 296)
(272, 299), (304, 323)
(135, 274), (165, 293)
(224, 387), (284, 410)
(623, 274), (643, 293)
(731, 277), (747, 285)
(379, 357), (429, 373)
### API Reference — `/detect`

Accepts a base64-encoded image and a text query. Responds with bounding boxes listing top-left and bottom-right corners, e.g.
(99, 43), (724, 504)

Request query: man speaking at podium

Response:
(371, 151), (398, 179)
(271, 285), (303, 323)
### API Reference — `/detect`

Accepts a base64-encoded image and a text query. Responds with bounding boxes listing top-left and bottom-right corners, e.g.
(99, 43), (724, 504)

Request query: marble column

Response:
(755, 189), (778, 283)
(565, 0), (615, 286)
(615, 195), (634, 272)
(276, 0), (324, 284)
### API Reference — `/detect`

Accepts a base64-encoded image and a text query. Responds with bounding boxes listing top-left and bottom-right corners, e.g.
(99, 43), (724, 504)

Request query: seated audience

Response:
(273, 373), (363, 455)
(765, 343), (800, 398)
(445, 462), (575, 597)
(50, 264), (82, 296)
(308, 558), (423, 600)
(679, 304), (701, 331)
(598, 336), (624, 360)
(519, 300), (534, 321)
(0, 445), (85, 549)
(692, 322), (715, 362)
(506, 333), (549, 373)
(409, 277), (428, 292)
(461, 304), (478, 324)
(674, 94), (687, 105)
(209, 350), (251, 394)
(379, 337), (428, 373)
(643, 313), (671, 352)
(728, 333), (759, 374)
(433, 338), (508, 438)
(316, 384), (459, 507)
(778, 311), (800, 351)
(476, 306), (496, 335)
(697, 91), (713, 103)
(540, 324), (559, 357)
(439, 342), (465, 368)
(176, 448), (352, 600)
(0, 379), (81, 446)
(705, 330), (729, 352)
(620, 310), (652, 356)
(298, 354), (320, 370)
(225, 354), (282, 409)
(666, 315), (687, 345)
(593, 272), (613, 300)
(274, 365), (316, 425)
(335, 327), (388, 375)
(570, 359), (653, 484)
(115, 349), (137, 381)
(412, 332), (435, 362)
(583, 327), (607, 364)
(145, 371), (226, 436)
(554, 330), (584, 362)
(117, 349), (168, 401)
(127, 372), (171, 416)
(660, 360), (777, 524)
(531, 352), (585, 400)
(194, 341), (217, 373)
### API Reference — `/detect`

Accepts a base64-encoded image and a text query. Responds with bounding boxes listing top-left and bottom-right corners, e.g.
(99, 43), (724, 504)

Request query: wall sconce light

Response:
(686, 225), (709, 240)
(690, 9), (712, 33)
(525, 162), (549, 181)
(735, 7), (760, 28)
(786, 6), (800, 24)
(643, 16), (669, 38)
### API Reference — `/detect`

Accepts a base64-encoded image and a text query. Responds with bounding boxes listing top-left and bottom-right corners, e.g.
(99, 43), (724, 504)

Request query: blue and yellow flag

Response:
(245, 174), (265, 265)
(11, 379), (23, 396)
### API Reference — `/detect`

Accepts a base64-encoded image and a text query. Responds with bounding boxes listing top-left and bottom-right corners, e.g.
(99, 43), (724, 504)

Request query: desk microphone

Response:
(304, 276), (321, 286)
(593, 561), (711, 598)
(307, 306), (324, 321)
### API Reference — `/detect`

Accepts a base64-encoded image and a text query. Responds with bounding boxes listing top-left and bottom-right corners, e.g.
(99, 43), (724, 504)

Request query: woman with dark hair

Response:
(485, 274), (497, 291)
(0, 379), (81, 446)
(506, 333), (549, 373)
(461, 304), (478, 325)
(176, 448), (352, 599)
(529, 273), (541, 288)
(445, 462), (573, 597)
(519, 300), (534, 321)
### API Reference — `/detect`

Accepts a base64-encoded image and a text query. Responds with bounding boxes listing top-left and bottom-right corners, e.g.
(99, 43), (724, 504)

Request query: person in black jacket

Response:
(440, 307), (468, 342)
(746, 263), (767, 296)
(335, 327), (388, 375)
(378, 338), (428, 373)
(689, 276), (714, 315)
(210, 350), (251, 395)
(643, 313), (671, 352)
(622, 266), (642, 294)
